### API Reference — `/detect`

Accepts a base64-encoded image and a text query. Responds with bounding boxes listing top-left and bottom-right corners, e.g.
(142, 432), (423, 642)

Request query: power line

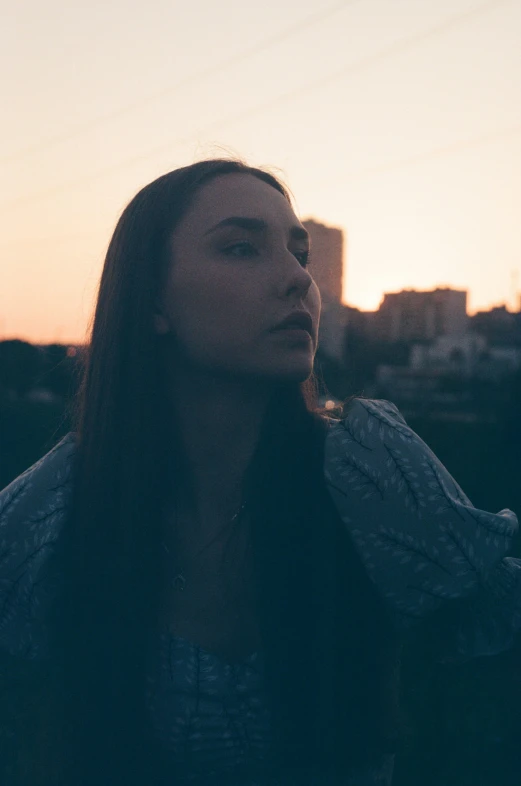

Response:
(313, 121), (521, 186)
(1, 0), (362, 165)
(0, 230), (97, 250)
(229, 0), (512, 121)
(0, 0), (514, 211)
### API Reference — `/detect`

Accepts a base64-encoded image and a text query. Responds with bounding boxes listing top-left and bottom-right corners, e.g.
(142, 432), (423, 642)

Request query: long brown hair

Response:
(31, 160), (400, 785)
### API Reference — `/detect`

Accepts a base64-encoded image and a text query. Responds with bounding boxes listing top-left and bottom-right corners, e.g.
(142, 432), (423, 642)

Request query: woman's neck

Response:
(165, 368), (273, 526)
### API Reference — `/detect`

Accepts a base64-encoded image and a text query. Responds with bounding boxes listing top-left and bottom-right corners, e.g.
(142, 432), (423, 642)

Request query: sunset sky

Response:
(2, 0), (521, 344)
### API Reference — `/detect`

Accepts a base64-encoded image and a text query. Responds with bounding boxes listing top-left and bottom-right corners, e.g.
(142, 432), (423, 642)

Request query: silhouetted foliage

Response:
(0, 340), (42, 399)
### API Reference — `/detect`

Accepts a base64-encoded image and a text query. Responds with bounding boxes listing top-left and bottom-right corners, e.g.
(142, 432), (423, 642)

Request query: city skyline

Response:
(2, 279), (516, 348)
(2, 0), (521, 343)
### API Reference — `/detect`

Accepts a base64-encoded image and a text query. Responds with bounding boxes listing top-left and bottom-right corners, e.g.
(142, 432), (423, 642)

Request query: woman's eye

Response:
(294, 249), (311, 268)
(222, 241), (258, 258)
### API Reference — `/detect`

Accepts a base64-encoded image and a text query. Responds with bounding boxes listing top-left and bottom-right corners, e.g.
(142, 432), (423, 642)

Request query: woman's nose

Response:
(281, 255), (314, 300)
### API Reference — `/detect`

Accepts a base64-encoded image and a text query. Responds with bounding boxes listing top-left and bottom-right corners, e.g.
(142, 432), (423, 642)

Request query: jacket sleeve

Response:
(323, 398), (521, 662)
(0, 435), (74, 660)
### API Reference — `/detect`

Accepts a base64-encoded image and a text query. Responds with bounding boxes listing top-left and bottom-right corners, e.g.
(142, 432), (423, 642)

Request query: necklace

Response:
(161, 500), (248, 591)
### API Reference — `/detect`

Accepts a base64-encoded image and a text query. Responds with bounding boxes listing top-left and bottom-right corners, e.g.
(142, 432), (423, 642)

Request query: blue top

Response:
(1, 397), (520, 786)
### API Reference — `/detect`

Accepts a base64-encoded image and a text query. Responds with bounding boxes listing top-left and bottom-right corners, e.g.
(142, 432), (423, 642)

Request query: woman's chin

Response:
(265, 359), (315, 384)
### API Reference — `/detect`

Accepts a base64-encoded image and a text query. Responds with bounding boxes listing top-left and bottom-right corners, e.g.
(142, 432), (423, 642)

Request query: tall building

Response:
(372, 287), (468, 343)
(302, 219), (345, 304)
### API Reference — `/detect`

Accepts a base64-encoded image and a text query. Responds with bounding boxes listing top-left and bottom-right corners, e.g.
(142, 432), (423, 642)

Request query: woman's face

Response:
(155, 173), (321, 384)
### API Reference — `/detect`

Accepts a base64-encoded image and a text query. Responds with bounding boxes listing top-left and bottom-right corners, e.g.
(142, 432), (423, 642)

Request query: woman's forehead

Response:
(182, 173), (300, 234)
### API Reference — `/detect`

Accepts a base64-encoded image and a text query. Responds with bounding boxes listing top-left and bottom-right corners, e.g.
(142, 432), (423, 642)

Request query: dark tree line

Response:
(0, 340), (82, 401)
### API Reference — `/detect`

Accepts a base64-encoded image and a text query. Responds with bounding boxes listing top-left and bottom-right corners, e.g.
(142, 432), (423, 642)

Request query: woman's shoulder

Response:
(1, 432), (76, 497)
(320, 396), (410, 435)
(321, 397), (519, 634)
(319, 396), (416, 473)
(0, 434), (76, 659)
(322, 395), (464, 477)
(0, 432), (76, 549)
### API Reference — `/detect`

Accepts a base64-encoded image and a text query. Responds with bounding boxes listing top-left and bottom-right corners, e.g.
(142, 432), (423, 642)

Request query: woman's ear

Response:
(153, 313), (169, 335)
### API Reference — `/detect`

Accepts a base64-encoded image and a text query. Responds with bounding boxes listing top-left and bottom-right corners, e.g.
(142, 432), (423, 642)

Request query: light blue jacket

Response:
(1, 398), (520, 662)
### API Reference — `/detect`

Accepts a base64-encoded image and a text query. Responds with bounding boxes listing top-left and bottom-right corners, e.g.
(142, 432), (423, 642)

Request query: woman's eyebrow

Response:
(204, 216), (309, 242)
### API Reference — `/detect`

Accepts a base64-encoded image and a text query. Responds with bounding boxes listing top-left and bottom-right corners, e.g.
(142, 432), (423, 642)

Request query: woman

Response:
(0, 158), (519, 786)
